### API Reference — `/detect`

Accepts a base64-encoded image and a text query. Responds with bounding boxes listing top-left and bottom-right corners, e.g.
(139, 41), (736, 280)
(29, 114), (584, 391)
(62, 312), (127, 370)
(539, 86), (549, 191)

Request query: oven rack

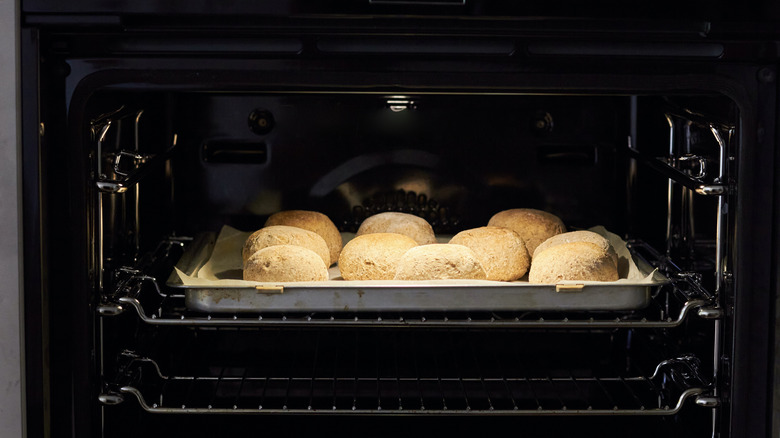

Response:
(101, 269), (717, 329)
(101, 353), (712, 416)
(109, 293), (712, 328)
(99, 238), (719, 328)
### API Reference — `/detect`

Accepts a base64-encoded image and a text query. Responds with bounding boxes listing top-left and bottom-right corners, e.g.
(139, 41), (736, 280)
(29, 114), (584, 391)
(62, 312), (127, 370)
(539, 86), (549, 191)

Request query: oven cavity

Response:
(87, 90), (733, 436)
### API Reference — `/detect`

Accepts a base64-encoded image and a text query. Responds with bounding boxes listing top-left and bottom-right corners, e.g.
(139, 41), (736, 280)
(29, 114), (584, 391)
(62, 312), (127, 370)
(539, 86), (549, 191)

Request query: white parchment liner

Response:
(175, 225), (663, 287)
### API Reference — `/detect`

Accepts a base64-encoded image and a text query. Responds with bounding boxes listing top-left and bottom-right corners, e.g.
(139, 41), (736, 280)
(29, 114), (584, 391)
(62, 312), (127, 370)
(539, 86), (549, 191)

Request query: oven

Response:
(18, 1), (780, 437)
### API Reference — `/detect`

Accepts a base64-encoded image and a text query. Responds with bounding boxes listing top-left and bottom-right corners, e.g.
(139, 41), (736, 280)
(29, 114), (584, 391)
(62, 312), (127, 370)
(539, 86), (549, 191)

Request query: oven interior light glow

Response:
(386, 97), (417, 112)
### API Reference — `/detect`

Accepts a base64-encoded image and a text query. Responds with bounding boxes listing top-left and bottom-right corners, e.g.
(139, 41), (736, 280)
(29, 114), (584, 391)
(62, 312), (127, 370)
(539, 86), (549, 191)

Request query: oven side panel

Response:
(0, 0), (24, 436)
(20, 27), (47, 438)
(731, 65), (778, 438)
(21, 25), (99, 438)
(773, 61), (780, 438)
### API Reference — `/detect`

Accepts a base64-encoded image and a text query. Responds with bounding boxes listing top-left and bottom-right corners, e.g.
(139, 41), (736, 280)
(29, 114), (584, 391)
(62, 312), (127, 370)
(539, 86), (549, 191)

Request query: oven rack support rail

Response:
(100, 353), (716, 416)
(98, 240), (721, 328)
(92, 106), (178, 195)
(627, 102), (735, 198)
(627, 146), (729, 196)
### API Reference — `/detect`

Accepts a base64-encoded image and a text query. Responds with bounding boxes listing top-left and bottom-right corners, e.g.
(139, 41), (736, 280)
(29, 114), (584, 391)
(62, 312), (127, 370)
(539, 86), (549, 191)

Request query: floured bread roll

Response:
(533, 230), (618, 267)
(357, 212), (436, 245)
(243, 244), (329, 282)
(242, 225), (330, 268)
(338, 233), (418, 280)
(264, 210), (343, 266)
(487, 208), (566, 256)
(394, 244), (487, 280)
(528, 241), (619, 284)
(448, 226), (529, 281)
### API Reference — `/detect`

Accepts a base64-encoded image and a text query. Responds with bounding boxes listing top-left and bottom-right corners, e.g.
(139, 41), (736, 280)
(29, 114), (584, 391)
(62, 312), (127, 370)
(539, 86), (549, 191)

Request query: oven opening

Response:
(82, 88), (734, 437)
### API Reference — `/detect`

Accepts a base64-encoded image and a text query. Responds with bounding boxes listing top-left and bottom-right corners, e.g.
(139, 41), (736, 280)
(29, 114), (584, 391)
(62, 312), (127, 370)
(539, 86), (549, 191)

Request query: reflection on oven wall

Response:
(163, 93), (626, 236)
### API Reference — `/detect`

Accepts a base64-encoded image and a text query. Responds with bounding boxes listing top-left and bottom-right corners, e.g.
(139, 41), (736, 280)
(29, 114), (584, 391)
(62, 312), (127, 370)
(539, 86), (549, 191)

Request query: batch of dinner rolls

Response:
(242, 208), (620, 284)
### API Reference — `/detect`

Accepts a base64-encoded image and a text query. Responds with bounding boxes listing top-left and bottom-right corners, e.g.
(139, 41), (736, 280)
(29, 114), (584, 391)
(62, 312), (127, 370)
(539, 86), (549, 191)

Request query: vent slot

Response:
(203, 141), (268, 164)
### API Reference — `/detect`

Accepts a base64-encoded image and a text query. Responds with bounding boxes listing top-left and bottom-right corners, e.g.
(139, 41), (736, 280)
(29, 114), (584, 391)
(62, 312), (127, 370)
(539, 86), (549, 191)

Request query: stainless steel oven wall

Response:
(0, 0), (23, 437)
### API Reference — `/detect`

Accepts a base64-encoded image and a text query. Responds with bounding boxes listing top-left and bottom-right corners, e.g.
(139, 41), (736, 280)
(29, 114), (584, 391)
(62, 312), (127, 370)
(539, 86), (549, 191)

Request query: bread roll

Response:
(243, 244), (329, 282)
(533, 230), (618, 267)
(356, 212), (436, 245)
(528, 241), (619, 284)
(264, 210), (343, 266)
(242, 225), (330, 268)
(487, 208), (566, 256)
(448, 226), (529, 281)
(394, 244), (487, 281)
(338, 233), (418, 280)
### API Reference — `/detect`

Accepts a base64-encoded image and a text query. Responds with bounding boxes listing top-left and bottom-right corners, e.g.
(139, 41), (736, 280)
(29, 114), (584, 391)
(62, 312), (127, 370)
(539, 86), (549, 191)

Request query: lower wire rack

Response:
(104, 352), (711, 416)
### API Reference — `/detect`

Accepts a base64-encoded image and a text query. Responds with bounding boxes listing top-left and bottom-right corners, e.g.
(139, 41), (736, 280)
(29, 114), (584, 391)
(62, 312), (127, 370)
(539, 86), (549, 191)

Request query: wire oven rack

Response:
(102, 346), (712, 416)
(99, 238), (719, 328)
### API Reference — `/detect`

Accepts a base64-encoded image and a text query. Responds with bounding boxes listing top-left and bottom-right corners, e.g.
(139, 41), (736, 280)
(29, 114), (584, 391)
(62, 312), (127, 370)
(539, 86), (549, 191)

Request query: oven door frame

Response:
(19, 16), (780, 438)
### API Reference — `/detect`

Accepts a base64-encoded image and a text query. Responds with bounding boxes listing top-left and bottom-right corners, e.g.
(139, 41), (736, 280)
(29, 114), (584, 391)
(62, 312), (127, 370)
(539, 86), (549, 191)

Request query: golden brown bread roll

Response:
(393, 244), (487, 281)
(448, 226), (530, 281)
(356, 212), (437, 245)
(264, 210), (343, 266)
(487, 208), (566, 256)
(242, 225), (330, 268)
(243, 244), (329, 282)
(338, 233), (419, 280)
(528, 241), (619, 284)
(533, 230), (618, 267)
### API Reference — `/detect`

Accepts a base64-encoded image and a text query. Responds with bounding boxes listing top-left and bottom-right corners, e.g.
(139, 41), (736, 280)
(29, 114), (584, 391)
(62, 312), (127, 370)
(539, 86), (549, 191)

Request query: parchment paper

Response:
(174, 225), (662, 287)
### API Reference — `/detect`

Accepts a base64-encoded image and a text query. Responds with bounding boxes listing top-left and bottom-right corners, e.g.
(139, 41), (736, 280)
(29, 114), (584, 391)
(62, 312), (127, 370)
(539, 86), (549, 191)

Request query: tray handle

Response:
(256, 285), (284, 295)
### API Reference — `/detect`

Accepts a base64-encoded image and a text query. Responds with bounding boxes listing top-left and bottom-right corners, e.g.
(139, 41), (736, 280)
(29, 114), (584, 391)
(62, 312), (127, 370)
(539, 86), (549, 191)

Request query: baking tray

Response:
(167, 228), (669, 313)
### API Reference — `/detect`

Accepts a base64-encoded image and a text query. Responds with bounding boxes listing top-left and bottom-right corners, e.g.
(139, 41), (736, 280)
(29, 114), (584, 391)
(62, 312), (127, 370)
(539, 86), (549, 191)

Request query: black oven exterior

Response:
(19, 2), (780, 437)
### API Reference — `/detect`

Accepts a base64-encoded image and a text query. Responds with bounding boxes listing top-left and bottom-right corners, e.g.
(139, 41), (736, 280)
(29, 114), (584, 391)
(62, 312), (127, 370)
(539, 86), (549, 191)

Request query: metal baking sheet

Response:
(168, 231), (668, 313)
